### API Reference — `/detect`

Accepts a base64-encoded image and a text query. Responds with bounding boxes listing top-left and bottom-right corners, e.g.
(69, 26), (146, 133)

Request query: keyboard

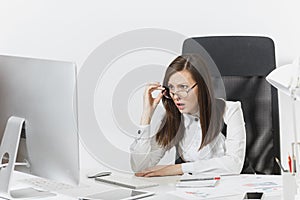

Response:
(22, 178), (76, 191)
(95, 175), (159, 189)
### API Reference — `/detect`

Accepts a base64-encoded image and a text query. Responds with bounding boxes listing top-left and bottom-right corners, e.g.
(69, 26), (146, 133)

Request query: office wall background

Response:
(1, 0), (300, 172)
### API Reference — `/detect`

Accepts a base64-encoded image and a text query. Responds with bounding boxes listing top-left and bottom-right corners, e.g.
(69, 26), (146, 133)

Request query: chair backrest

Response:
(182, 36), (280, 174)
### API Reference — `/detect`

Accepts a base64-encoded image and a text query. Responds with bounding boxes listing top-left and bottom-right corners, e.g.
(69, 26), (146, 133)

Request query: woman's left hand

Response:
(135, 164), (183, 177)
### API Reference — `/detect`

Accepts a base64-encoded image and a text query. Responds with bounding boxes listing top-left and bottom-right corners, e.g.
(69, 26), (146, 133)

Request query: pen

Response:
(292, 143), (297, 173)
(293, 155), (297, 173)
(275, 157), (288, 173)
(180, 177), (220, 182)
(288, 154), (292, 173)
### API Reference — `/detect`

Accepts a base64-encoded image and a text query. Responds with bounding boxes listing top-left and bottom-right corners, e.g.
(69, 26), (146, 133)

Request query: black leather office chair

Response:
(181, 36), (280, 174)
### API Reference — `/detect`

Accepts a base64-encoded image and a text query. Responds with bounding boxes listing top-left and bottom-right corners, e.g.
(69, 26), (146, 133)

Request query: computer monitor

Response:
(0, 55), (79, 198)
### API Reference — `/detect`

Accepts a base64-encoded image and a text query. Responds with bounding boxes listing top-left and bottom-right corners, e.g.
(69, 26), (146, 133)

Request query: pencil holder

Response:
(282, 172), (297, 200)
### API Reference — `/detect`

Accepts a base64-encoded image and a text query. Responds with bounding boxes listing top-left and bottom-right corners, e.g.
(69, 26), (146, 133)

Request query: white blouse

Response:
(130, 101), (246, 175)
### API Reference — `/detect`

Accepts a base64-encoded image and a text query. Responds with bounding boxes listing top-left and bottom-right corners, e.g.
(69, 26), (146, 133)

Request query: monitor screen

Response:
(0, 55), (79, 186)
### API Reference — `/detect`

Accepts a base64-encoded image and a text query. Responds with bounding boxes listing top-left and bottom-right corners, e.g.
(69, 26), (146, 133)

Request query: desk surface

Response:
(5, 170), (283, 200)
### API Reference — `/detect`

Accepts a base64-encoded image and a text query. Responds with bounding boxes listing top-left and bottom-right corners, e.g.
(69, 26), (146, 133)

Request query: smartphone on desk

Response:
(243, 192), (264, 199)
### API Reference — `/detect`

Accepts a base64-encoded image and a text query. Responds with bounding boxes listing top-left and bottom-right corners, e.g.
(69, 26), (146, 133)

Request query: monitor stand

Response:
(0, 116), (55, 199)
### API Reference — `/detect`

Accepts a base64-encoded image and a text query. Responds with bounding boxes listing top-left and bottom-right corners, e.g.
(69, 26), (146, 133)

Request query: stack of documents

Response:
(176, 175), (220, 188)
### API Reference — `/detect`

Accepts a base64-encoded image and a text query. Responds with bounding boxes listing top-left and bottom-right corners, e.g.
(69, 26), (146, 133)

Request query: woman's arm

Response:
(135, 164), (183, 177)
(130, 125), (167, 172)
(130, 83), (167, 172)
(181, 101), (246, 175)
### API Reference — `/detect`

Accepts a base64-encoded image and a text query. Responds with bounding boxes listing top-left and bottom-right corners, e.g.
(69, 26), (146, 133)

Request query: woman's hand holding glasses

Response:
(140, 82), (165, 125)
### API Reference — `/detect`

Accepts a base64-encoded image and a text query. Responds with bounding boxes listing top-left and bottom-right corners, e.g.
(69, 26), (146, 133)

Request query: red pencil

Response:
(288, 155), (292, 173)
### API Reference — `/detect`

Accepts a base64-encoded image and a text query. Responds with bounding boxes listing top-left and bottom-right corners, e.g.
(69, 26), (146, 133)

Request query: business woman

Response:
(130, 54), (246, 177)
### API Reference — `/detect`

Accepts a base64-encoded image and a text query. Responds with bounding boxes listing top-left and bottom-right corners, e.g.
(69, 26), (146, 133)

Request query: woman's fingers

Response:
(140, 82), (166, 125)
(134, 170), (151, 177)
(134, 165), (169, 177)
(134, 172), (144, 177)
(143, 82), (165, 105)
(143, 172), (157, 177)
(135, 171), (155, 177)
(153, 92), (164, 105)
(146, 84), (164, 95)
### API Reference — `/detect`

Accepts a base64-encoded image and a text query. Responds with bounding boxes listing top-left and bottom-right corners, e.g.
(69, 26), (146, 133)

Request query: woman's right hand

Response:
(140, 82), (165, 125)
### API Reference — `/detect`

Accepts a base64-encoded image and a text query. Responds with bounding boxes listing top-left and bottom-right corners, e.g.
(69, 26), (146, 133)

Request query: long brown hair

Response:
(155, 54), (225, 150)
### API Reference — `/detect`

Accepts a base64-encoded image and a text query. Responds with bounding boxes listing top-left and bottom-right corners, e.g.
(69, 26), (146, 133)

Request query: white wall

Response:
(1, 0), (300, 172)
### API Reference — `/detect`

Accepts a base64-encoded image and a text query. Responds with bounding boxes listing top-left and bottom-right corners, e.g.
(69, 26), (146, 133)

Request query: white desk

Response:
(5, 170), (283, 200)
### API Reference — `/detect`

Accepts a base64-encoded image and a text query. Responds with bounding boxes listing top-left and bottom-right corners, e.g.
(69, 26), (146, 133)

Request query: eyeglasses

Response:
(162, 83), (197, 99)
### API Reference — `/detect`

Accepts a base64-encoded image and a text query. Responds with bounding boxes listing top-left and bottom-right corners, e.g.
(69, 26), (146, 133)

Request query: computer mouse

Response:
(87, 171), (112, 178)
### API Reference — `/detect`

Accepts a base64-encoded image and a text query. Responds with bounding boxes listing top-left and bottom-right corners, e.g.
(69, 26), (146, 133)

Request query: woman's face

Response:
(167, 70), (199, 115)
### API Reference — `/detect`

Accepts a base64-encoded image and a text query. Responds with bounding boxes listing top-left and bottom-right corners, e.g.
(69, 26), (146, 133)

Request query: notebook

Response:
(95, 175), (159, 189)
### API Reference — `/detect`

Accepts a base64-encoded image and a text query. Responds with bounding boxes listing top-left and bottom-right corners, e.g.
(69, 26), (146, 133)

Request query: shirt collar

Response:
(183, 113), (200, 128)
